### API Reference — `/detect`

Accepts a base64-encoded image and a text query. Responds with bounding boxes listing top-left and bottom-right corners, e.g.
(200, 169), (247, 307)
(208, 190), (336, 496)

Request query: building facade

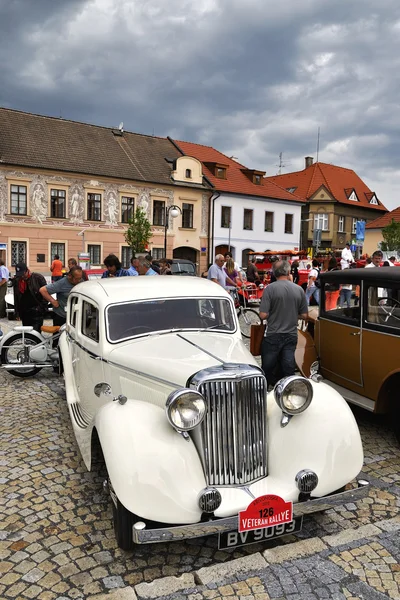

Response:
(0, 109), (211, 274)
(364, 205), (400, 256)
(268, 158), (387, 254)
(172, 140), (304, 268)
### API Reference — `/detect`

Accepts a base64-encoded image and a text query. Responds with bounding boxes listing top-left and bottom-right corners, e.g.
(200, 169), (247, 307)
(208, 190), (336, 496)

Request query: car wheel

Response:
(112, 496), (135, 551)
(0, 333), (42, 377)
(390, 403), (400, 444)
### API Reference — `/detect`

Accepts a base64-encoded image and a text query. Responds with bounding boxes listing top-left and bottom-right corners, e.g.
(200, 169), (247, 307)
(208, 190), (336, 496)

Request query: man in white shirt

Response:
(341, 243), (354, 270)
(0, 259), (9, 319)
(208, 254), (237, 289)
(365, 250), (383, 268)
(224, 252), (240, 272)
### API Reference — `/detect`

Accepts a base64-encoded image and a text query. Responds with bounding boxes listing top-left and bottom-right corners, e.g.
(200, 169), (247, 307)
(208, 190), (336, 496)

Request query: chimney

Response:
(305, 156), (314, 168)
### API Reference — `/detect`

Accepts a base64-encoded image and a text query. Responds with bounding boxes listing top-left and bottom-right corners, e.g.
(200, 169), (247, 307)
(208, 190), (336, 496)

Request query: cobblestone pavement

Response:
(0, 318), (399, 600)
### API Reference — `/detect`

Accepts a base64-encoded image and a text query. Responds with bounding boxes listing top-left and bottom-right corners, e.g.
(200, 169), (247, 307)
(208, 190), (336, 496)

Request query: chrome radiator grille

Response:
(195, 369), (267, 486)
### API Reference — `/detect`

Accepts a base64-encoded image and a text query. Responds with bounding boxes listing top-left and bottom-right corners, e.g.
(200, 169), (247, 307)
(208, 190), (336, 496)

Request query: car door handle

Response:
(350, 332), (361, 336)
(89, 355), (102, 360)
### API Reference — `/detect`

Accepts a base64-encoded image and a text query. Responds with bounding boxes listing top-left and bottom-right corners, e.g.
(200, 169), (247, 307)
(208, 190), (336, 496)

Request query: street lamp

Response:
(164, 205), (182, 258)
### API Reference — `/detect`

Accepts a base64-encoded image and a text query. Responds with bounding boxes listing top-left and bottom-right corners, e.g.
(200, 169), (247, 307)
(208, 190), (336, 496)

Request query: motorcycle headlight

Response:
(274, 376), (313, 415)
(166, 389), (206, 431)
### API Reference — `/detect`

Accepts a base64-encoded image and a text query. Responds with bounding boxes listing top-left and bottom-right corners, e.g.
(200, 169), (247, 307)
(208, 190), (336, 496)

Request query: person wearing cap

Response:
(340, 242), (354, 270)
(13, 263), (48, 332)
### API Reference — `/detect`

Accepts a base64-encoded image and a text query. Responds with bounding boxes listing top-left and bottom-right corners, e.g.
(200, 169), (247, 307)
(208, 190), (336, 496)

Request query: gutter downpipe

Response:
(209, 191), (220, 266)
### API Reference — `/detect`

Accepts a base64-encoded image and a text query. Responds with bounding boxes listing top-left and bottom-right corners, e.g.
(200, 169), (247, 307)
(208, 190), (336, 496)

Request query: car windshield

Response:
(170, 262), (196, 275)
(106, 297), (236, 342)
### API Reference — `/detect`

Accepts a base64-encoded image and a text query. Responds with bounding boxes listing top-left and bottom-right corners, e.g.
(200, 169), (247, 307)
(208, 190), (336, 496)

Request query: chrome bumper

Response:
(132, 480), (369, 544)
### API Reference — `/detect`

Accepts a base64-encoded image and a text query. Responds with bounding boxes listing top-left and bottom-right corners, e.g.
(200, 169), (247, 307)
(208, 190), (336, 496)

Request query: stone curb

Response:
(263, 536), (327, 564)
(87, 515), (400, 598)
(196, 552), (267, 585)
(134, 573), (195, 599)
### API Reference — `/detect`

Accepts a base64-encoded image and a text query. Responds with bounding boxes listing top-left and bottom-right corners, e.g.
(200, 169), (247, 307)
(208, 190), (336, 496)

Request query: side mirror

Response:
(94, 382), (112, 398)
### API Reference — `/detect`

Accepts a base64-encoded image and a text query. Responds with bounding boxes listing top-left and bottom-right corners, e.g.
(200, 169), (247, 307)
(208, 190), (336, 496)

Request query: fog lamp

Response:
(274, 375), (313, 415)
(295, 469), (319, 493)
(198, 488), (222, 513)
(166, 389), (206, 431)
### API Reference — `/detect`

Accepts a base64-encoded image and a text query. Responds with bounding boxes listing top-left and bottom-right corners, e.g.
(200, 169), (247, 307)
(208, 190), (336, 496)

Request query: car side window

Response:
(82, 301), (99, 342)
(367, 285), (400, 330)
(321, 280), (361, 326)
(69, 297), (79, 328)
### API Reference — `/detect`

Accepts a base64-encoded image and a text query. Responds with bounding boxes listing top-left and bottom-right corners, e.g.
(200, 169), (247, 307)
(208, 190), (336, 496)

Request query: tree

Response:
(380, 219), (400, 253)
(124, 207), (152, 255)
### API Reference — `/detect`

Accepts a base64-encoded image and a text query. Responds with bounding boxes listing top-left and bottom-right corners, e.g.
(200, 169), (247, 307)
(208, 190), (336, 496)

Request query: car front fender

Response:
(266, 380), (364, 497)
(96, 400), (206, 524)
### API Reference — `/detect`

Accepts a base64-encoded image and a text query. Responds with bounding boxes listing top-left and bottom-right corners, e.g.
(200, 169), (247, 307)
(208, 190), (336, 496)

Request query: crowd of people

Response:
(1, 252), (169, 333)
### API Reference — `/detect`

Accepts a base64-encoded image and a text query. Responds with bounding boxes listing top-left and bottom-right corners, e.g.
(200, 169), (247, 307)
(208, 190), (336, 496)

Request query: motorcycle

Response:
(0, 324), (64, 377)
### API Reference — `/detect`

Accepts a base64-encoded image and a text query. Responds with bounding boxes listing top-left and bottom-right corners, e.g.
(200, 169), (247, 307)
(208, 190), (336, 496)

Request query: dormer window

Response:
(368, 193), (378, 205)
(185, 169), (192, 179)
(345, 188), (358, 201)
(216, 167), (227, 179)
(241, 168), (266, 184)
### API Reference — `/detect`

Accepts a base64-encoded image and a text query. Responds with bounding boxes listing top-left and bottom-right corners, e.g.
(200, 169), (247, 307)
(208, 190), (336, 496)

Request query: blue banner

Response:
(356, 221), (366, 242)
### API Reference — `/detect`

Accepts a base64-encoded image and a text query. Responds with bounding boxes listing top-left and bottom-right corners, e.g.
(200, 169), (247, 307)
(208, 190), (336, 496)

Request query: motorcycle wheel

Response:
(0, 333), (43, 377)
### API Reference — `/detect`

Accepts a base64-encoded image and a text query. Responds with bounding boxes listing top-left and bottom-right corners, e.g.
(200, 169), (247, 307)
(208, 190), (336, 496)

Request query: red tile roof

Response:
(267, 162), (387, 212)
(366, 205), (400, 229)
(173, 140), (304, 202)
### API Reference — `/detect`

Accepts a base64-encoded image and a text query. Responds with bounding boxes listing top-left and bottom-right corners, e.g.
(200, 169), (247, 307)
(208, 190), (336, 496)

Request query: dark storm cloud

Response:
(1, 0), (400, 207)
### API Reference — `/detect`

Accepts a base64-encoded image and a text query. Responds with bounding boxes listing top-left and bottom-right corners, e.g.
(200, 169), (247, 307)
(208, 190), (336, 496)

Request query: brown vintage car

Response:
(296, 267), (400, 442)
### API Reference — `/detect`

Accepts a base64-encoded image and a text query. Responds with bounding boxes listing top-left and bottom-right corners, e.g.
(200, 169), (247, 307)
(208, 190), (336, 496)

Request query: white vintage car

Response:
(59, 276), (368, 551)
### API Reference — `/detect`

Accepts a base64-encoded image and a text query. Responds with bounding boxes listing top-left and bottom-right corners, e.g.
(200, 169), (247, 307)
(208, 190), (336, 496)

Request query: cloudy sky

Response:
(1, 0), (400, 209)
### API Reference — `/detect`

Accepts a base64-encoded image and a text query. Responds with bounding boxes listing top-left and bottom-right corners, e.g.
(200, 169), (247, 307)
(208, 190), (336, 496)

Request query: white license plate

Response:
(218, 516), (303, 549)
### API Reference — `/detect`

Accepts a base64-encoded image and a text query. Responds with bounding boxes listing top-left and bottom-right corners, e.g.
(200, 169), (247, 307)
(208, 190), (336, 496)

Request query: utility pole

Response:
(277, 152), (285, 175)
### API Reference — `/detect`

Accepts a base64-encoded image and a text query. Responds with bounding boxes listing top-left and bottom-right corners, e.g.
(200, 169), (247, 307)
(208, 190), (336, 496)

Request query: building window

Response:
(88, 244), (101, 265)
(284, 214), (294, 234)
(87, 193), (102, 221)
(216, 167), (226, 179)
(185, 169), (192, 178)
(314, 213), (328, 231)
(11, 241), (27, 266)
(153, 200), (165, 226)
(50, 189), (66, 218)
(338, 216), (345, 232)
(254, 174), (261, 185)
(10, 185), (27, 215)
(264, 211), (274, 232)
(182, 203), (194, 228)
(50, 243), (65, 265)
(121, 246), (131, 268)
(152, 248), (164, 260)
(121, 196), (134, 223)
(352, 218), (357, 235)
(221, 206), (231, 228)
(286, 187), (297, 193)
(243, 209), (253, 231)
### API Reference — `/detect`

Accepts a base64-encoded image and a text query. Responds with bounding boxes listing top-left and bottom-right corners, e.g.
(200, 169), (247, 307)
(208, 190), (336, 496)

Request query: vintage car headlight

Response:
(166, 389), (206, 431)
(274, 375), (313, 415)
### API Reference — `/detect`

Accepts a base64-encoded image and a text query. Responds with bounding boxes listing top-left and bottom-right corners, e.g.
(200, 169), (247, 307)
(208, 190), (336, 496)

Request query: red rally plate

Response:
(238, 494), (293, 533)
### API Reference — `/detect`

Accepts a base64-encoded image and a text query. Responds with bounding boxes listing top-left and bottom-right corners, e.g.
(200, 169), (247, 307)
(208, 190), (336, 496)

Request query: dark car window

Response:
(82, 301), (99, 342)
(321, 280), (361, 326)
(106, 297), (235, 342)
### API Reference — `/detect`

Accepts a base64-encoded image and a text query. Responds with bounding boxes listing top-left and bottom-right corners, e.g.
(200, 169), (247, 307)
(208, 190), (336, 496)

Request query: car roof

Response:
(321, 266), (400, 283)
(72, 275), (229, 305)
(168, 259), (195, 265)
